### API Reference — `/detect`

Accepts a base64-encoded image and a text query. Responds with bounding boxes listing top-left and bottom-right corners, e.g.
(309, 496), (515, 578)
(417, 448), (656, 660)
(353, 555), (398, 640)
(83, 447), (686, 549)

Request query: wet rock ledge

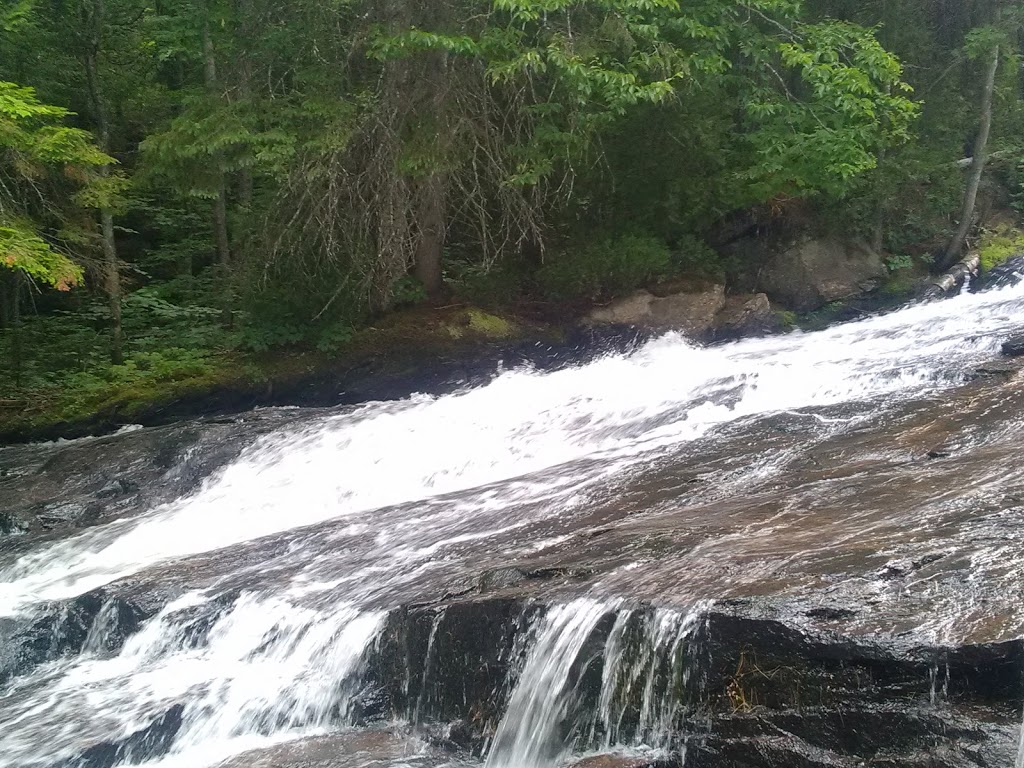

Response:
(3, 591), (1020, 768)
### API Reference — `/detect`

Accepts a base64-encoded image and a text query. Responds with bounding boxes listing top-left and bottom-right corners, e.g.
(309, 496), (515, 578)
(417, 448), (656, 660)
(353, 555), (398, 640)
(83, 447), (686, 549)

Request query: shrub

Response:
(538, 233), (673, 300)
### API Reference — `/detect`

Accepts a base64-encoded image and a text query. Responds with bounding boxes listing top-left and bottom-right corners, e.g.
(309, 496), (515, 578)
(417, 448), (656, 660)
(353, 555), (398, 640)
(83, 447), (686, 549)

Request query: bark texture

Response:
(82, 0), (123, 364)
(941, 45), (1000, 270)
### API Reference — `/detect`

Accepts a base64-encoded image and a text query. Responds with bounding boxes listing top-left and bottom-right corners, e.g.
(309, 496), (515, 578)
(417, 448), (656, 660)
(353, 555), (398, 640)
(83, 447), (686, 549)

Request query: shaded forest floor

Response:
(0, 304), (580, 443)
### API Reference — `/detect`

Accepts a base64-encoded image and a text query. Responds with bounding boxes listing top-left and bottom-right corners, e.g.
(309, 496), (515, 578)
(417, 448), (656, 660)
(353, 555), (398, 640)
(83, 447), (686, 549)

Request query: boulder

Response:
(975, 255), (1024, 292)
(712, 293), (783, 341)
(586, 285), (726, 336)
(1002, 336), (1024, 357)
(757, 237), (886, 312)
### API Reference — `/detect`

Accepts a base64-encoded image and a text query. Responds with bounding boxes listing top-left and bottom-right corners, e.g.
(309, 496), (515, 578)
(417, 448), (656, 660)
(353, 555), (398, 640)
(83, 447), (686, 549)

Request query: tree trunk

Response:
(101, 208), (123, 364)
(414, 172), (447, 299)
(203, 17), (233, 328)
(235, 0), (255, 213)
(940, 44), (1000, 270)
(212, 182), (233, 327)
(871, 145), (886, 255)
(82, 0), (123, 364)
(8, 273), (22, 388)
(0, 269), (11, 330)
(412, 47), (449, 301)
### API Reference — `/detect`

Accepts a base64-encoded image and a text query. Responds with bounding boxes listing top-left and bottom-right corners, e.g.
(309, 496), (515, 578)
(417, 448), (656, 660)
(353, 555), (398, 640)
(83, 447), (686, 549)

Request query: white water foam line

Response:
(2, 284), (1023, 614)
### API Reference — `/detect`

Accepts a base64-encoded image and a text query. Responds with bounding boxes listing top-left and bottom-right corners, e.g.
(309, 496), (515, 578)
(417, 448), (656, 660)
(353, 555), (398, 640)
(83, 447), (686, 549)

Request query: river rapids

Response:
(3, 283), (1024, 768)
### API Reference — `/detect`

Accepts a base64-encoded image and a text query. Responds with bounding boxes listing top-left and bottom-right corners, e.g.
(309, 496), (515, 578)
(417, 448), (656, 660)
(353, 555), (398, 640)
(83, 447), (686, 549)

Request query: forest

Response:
(1, 0), (1023, 431)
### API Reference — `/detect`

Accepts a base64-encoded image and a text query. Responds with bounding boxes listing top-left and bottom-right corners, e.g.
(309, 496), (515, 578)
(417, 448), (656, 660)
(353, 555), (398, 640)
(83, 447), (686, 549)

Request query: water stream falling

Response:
(3, 282), (1024, 767)
(486, 600), (613, 768)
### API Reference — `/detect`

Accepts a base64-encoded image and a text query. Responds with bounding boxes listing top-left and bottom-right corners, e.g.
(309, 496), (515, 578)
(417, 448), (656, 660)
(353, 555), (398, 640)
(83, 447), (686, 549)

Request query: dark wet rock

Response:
(56, 704), (184, 768)
(432, 719), (478, 753)
(478, 566), (531, 591)
(586, 285), (727, 336)
(1001, 336), (1024, 357)
(804, 607), (856, 621)
(364, 598), (1024, 766)
(712, 293), (784, 342)
(969, 360), (1022, 379)
(568, 754), (678, 768)
(0, 590), (145, 686)
(755, 238), (886, 313)
(371, 599), (541, 732)
(974, 255), (1024, 292)
(0, 414), (309, 539)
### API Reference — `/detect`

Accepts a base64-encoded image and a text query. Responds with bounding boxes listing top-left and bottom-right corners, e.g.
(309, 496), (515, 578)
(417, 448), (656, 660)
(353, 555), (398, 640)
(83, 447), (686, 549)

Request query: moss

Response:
(0, 303), (529, 441)
(466, 309), (517, 338)
(880, 272), (919, 297)
(438, 308), (519, 340)
(776, 310), (798, 329)
(978, 225), (1024, 272)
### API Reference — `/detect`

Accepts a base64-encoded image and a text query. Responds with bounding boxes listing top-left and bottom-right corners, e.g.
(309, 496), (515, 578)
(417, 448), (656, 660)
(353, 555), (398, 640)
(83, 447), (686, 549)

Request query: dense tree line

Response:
(1, 0), (1022, 406)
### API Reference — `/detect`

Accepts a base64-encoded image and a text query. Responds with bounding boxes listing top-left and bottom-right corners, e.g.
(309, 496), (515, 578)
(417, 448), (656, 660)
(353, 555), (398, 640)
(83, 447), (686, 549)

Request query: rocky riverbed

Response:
(2, 284), (1024, 768)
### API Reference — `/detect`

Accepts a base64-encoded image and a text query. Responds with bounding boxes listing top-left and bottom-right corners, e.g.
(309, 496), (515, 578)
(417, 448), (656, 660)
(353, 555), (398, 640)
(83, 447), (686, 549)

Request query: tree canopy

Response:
(0, 0), (1022, 413)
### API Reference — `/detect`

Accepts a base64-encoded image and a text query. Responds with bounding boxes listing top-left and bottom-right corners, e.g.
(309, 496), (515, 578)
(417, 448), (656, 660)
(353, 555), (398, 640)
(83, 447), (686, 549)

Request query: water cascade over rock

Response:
(3, 283), (1024, 767)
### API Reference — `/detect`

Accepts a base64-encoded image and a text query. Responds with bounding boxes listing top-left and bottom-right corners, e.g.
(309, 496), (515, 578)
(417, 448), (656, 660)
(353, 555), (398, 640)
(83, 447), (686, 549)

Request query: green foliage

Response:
(2, 0), (1023, 434)
(448, 258), (527, 307)
(671, 234), (723, 281)
(390, 276), (429, 308)
(140, 97), (298, 198)
(742, 21), (918, 200)
(0, 220), (82, 289)
(776, 309), (798, 329)
(538, 233), (673, 300)
(978, 226), (1024, 272)
(884, 253), (914, 273)
(0, 80), (111, 288)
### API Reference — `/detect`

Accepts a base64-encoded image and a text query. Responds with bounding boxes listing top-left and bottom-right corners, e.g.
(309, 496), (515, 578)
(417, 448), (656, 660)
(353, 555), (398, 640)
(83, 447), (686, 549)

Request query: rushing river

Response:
(2, 282), (1024, 768)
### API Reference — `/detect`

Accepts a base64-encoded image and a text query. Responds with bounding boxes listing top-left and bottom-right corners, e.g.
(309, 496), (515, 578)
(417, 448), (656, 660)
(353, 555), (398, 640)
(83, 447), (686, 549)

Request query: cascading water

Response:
(486, 600), (612, 768)
(2, 282), (1024, 768)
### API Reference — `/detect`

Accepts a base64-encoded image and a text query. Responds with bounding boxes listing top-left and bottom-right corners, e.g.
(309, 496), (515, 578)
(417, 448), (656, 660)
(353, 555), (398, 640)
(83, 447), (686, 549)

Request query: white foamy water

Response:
(0, 590), (384, 768)
(2, 283), (1024, 768)
(486, 599), (612, 768)
(2, 284), (1023, 613)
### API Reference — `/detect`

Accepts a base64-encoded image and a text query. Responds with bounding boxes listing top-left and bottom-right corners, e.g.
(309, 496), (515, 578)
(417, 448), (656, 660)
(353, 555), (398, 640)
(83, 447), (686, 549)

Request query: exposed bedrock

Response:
(2, 587), (1021, 768)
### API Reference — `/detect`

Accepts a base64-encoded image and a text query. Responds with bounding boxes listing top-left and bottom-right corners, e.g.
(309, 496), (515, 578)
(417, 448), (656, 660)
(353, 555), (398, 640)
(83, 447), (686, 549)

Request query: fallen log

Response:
(920, 252), (980, 300)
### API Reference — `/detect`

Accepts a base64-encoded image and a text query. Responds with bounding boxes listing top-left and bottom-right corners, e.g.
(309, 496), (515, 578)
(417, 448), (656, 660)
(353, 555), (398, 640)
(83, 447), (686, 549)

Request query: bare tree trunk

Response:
(414, 172), (446, 299)
(7, 273), (23, 388)
(412, 48), (449, 301)
(101, 209), (123, 363)
(871, 145), (886, 254)
(940, 45), (1000, 270)
(82, 0), (123, 364)
(204, 17), (233, 328)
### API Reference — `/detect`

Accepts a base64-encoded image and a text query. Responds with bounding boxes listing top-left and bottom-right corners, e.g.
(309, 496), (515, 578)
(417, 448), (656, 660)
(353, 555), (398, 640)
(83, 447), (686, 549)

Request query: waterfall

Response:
(485, 602), (709, 768)
(2, 282), (1024, 768)
(0, 592), (385, 768)
(486, 600), (612, 768)
(3, 283), (1024, 615)
(593, 605), (708, 752)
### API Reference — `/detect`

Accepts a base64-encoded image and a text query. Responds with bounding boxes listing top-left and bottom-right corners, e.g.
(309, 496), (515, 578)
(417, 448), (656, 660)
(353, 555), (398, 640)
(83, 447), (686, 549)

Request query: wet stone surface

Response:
(3, 287), (1024, 768)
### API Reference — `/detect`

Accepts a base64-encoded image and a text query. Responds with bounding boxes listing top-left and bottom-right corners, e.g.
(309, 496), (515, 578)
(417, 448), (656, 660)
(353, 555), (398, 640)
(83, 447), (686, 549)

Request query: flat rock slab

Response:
(1002, 336), (1024, 357)
(215, 731), (473, 768)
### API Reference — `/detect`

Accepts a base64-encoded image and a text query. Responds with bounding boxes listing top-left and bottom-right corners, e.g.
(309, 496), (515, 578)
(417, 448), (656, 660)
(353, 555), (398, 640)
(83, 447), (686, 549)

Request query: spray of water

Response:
(2, 284), (1023, 614)
(2, 284), (1024, 768)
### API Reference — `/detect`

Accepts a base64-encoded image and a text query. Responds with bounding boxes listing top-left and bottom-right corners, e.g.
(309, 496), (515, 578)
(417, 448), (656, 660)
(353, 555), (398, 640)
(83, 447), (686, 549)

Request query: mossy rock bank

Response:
(0, 306), (635, 444)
